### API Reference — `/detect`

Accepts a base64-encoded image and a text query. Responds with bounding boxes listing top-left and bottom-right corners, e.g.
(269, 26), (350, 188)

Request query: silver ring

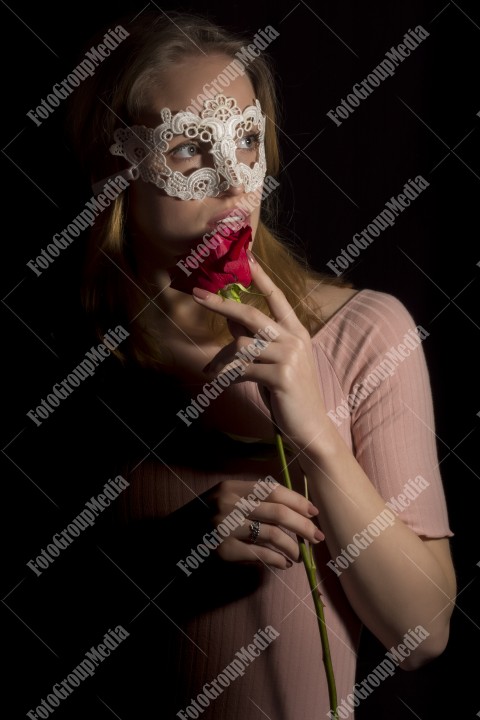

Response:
(249, 520), (261, 544)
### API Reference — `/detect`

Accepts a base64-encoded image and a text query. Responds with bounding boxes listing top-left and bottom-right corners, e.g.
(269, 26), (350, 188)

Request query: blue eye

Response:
(170, 142), (200, 160)
(168, 133), (260, 163)
(236, 133), (260, 151)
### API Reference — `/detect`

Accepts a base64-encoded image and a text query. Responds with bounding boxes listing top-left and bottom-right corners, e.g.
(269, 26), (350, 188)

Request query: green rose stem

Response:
(274, 430), (338, 720)
(219, 282), (338, 719)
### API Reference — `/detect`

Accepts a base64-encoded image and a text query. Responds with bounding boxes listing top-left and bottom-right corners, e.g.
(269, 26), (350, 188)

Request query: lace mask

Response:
(103, 94), (266, 201)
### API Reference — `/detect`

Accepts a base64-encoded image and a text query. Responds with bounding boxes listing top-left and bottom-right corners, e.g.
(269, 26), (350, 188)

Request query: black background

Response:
(1, 1), (479, 718)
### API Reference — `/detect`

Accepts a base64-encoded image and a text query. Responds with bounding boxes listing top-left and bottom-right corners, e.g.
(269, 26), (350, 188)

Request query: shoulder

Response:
(308, 279), (417, 331)
(309, 282), (428, 362)
(308, 285), (433, 409)
(307, 281), (359, 325)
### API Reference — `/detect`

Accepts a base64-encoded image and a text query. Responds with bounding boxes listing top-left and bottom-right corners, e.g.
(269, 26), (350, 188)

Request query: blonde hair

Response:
(67, 10), (345, 369)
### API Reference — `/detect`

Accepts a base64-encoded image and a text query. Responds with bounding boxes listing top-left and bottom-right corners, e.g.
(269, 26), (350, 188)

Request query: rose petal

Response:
(169, 226), (253, 295)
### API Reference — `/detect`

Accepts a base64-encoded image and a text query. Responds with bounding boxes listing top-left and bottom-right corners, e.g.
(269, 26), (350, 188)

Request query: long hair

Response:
(67, 10), (345, 369)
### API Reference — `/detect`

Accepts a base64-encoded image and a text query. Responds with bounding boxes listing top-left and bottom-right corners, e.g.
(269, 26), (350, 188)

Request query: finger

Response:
(202, 335), (277, 375)
(192, 286), (282, 339)
(240, 481), (319, 519)
(250, 504), (324, 546)
(217, 360), (305, 403)
(227, 318), (249, 340)
(211, 479), (320, 520)
(218, 538), (293, 570)
(243, 520), (300, 562)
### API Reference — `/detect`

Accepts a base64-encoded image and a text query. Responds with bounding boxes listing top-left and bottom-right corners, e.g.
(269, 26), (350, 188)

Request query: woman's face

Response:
(128, 53), (264, 269)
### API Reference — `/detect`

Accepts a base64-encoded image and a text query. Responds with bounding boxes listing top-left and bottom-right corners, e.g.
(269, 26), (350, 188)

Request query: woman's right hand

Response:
(201, 479), (324, 570)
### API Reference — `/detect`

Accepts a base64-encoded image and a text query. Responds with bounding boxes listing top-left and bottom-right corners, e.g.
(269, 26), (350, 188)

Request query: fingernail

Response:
(247, 250), (256, 264)
(192, 287), (211, 300)
(308, 502), (319, 516)
(314, 529), (324, 542)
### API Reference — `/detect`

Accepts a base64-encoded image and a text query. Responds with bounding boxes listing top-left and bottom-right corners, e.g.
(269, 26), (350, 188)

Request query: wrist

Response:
(297, 423), (346, 477)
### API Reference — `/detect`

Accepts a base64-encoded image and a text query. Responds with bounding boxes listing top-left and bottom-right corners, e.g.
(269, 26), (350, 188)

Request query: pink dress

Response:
(114, 289), (453, 719)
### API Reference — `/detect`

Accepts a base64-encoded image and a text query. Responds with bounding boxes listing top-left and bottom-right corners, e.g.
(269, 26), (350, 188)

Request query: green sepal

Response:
(217, 283), (267, 302)
(217, 283), (252, 302)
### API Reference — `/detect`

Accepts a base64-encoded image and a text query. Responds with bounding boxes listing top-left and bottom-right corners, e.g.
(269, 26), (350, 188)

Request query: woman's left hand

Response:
(192, 251), (334, 464)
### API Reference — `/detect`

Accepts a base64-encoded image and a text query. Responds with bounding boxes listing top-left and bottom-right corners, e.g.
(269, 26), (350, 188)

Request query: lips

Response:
(206, 208), (250, 231)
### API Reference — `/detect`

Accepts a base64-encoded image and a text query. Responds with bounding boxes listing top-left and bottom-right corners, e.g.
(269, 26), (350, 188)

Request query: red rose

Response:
(169, 225), (252, 295)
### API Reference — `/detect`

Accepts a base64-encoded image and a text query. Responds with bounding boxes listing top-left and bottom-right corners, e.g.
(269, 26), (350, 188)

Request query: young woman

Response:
(67, 10), (456, 718)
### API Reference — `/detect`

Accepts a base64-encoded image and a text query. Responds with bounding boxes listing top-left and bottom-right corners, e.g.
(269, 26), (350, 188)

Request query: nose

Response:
(220, 180), (245, 197)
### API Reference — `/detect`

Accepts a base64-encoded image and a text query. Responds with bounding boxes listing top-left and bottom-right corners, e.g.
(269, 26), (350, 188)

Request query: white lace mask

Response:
(105, 94), (267, 201)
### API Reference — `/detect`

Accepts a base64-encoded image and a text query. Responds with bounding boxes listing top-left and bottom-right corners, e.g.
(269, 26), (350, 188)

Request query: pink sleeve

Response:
(344, 291), (453, 538)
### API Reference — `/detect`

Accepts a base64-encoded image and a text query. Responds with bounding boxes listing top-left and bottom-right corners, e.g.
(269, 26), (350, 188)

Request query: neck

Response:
(133, 265), (217, 339)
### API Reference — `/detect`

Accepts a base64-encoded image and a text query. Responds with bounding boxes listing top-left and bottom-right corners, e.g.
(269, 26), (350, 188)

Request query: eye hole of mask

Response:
(162, 127), (262, 174)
